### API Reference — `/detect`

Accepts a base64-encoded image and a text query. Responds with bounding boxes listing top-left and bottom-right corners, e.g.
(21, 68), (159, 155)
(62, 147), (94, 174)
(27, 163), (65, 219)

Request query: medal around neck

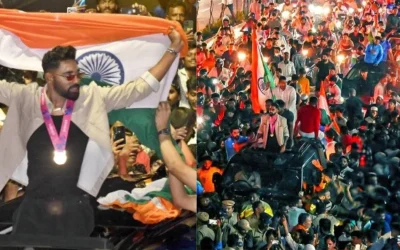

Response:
(54, 150), (67, 165)
(40, 88), (75, 166)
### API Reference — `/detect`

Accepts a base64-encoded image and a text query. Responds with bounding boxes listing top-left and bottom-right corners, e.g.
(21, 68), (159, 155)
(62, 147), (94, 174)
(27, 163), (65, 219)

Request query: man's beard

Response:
(55, 82), (80, 101)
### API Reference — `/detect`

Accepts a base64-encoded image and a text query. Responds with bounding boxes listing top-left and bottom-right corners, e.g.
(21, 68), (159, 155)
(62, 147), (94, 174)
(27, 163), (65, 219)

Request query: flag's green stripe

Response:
(79, 77), (185, 161)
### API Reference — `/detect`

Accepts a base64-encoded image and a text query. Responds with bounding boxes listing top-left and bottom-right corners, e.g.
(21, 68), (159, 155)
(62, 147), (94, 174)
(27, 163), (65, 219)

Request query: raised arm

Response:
(0, 80), (25, 106)
(155, 102), (196, 192)
(99, 27), (185, 112)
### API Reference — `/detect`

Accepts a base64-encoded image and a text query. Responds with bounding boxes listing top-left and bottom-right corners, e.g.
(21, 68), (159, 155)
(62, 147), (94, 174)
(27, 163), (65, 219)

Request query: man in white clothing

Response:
(178, 42), (196, 108)
(278, 52), (296, 81)
(272, 76), (297, 122)
(208, 58), (231, 83)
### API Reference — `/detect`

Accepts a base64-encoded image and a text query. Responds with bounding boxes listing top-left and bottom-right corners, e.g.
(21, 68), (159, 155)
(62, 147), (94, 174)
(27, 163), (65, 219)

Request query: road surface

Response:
(197, 0), (245, 31)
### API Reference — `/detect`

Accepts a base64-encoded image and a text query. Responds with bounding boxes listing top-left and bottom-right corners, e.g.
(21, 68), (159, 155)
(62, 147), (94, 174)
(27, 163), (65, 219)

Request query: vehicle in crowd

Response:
(216, 139), (327, 205)
(0, 176), (194, 249)
(342, 61), (395, 103)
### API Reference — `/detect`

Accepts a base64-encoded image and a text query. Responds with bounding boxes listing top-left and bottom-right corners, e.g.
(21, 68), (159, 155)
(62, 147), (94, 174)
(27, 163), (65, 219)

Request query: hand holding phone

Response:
(113, 126), (126, 146)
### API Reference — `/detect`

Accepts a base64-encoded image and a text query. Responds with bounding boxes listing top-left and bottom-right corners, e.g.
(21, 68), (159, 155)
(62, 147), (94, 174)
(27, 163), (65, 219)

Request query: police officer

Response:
(221, 200), (239, 247)
(253, 212), (274, 247)
(232, 219), (255, 250)
(197, 212), (216, 248)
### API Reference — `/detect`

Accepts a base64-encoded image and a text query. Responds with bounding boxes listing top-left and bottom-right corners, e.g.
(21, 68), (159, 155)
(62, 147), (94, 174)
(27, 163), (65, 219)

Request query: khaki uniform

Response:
(197, 224), (216, 247)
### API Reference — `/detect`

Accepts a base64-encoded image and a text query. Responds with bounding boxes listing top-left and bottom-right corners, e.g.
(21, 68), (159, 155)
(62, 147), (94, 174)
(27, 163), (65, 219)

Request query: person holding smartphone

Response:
(0, 27), (183, 237)
(155, 102), (196, 213)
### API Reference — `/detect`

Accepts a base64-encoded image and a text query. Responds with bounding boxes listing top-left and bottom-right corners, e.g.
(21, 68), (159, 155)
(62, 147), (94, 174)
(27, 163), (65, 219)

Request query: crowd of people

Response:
(196, 0), (400, 249)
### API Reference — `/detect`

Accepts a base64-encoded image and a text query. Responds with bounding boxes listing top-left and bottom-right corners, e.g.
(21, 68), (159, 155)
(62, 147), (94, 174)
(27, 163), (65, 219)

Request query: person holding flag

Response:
(0, 22), (184, 237)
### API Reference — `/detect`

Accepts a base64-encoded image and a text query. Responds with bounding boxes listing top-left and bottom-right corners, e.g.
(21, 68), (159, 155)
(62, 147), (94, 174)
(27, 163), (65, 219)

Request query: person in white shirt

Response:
(178, 42), (196, 108)
(278, 52), (296, 81)
(373, 75), (387, 103)
(208, 58), (231, 83)
(272, 76), (297, 122)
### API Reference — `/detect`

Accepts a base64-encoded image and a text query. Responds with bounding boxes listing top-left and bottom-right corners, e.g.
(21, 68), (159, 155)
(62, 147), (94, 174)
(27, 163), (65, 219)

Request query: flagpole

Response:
(257, 45), (276, 102)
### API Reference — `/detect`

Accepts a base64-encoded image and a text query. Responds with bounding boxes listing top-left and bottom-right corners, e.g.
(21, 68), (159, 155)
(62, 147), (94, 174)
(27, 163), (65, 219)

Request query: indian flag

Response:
(0, 9), (187, 108)
(251, 29), (275, 114)
(97, 178), (195, 224)
(0, 9), (188, 158)
(0, 9), (190, 223)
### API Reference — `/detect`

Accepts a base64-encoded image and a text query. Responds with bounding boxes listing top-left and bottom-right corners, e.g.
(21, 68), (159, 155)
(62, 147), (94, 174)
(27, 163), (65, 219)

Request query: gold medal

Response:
(53, 150), (67, 165)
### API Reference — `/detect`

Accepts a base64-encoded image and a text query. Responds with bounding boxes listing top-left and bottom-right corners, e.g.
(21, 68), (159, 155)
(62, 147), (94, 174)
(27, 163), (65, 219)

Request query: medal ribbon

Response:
(40, 88), (75, 153)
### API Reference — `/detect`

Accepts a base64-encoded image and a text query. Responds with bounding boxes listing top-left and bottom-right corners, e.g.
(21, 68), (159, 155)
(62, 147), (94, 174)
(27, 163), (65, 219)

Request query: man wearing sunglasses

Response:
(0, 28), (183, 237)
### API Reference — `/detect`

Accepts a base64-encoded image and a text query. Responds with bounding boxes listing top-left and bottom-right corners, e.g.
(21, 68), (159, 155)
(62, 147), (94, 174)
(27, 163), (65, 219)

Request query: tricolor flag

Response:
(251, 30), (275, 114)
(0, 9), (188, 158)
(97, 178), (195, 224)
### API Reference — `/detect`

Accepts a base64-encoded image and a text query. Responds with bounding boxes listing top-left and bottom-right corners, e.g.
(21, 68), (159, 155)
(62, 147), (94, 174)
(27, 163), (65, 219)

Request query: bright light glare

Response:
(282, 11), (291, 19)
(309, 4), (315, 12)
(337, 55), (345, 63)
(349, 8), (354, 14)
(212, 78), (219, 84)
(302, 50), (309, 56)
(197, 117), (204, 124)
(336, 21), (342, 28)
(305, 67), (310, 73)
(311, 27), (317, 33)
(362, 1), (367, 6)
(238, 52), (247, 61)
(263, 57), (269, 63)
(322, 7), (330, 15)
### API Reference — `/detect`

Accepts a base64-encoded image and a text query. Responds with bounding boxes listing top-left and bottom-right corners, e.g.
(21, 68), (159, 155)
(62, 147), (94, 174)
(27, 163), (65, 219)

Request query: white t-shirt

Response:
(222, 0), (234, 5)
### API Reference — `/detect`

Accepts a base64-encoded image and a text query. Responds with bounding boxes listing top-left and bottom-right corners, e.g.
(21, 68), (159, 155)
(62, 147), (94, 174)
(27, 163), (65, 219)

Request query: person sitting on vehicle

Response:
(255, 102), (289, 153)
(373, 75), (388, 103)
(364, 36), (384, 66)
(234, 164), (261, 189)
(295, 96), (321, 139)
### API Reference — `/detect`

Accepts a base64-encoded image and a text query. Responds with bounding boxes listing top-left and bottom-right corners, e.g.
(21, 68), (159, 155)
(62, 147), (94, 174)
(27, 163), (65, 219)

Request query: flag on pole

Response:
(251, 30), (276, 113)
(0, 9), (187, 108)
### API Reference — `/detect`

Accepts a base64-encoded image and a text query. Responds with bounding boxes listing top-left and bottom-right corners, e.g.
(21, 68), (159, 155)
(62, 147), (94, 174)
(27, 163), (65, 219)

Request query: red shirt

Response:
(295, 105), (321, 138)
(342, 134), (353, 152)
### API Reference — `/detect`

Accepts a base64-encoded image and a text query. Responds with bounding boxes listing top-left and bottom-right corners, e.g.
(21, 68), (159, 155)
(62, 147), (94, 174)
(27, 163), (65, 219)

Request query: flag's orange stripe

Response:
(0, 9), (188, 57)
(106, 199), (181, 224)
(251, 26), (261, 114)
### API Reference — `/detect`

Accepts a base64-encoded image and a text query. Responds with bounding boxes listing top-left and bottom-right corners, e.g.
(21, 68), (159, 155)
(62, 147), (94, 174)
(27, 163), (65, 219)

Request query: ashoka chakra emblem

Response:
(77, 51), (125, 85)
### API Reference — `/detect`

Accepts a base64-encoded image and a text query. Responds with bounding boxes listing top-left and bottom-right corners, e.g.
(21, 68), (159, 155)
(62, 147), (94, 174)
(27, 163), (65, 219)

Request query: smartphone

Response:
(113, 126), (126, 146)
(120, 7), (140, 15)
(183, 20), (194, 33)
(209, 219), (218, 225)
